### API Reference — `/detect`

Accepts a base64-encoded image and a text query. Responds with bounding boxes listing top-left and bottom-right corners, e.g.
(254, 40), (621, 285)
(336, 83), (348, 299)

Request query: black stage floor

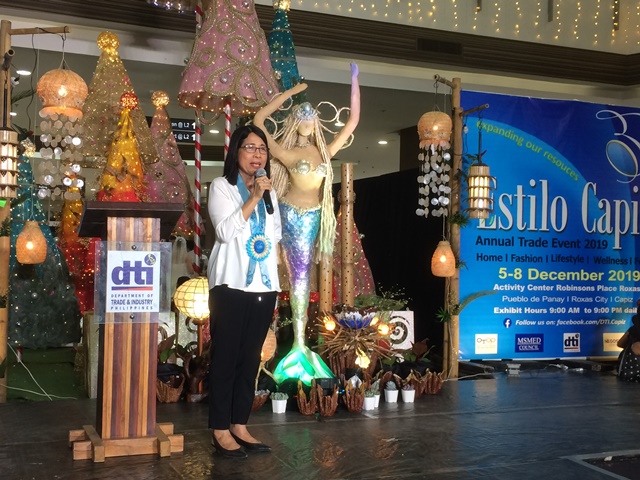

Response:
(2, 368), (640, 479)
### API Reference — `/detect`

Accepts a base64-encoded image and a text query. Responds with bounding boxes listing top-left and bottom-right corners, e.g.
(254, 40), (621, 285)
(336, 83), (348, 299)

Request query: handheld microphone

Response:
(255, 168), (274, 215)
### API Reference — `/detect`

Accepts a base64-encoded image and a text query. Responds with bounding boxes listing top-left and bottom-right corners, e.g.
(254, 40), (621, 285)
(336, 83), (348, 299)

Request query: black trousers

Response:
(208, 285), (277, 430)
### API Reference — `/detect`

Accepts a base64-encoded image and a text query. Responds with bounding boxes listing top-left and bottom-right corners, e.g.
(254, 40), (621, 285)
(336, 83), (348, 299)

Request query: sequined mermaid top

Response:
(290, 159), (328, 177)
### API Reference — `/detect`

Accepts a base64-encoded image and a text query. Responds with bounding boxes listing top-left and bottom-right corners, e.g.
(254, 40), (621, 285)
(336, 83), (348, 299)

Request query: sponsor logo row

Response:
(474, 332), (624, 355)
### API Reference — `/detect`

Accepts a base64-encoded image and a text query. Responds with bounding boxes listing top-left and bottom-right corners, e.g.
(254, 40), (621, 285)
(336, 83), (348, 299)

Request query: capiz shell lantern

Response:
(173, 276), (210, 320)
(36, 68), (88, 120)
(417, 111), (452, 150)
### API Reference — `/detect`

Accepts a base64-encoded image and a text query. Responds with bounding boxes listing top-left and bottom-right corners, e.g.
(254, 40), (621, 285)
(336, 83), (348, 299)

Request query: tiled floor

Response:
(2, 367), (639, 479)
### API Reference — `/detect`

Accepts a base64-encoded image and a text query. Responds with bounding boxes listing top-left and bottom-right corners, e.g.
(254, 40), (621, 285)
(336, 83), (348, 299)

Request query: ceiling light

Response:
(209, 129), (220, 134)
(16, 69), (31, 76)
(378, 140), (388, 145)
(9, 112), (16, 117)
(335, 121), (345, 127)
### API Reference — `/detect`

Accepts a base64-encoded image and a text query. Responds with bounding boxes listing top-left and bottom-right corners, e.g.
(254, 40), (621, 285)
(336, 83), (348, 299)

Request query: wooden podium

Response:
(69, 202), (185, 462)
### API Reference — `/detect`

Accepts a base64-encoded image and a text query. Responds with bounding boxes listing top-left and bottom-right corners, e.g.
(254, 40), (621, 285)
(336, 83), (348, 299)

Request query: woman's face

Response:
(238, 132), (268, 179)
(297, 120), (314, 137)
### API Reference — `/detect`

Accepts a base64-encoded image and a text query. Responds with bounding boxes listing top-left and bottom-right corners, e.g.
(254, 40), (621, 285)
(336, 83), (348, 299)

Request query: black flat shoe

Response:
(230, 433), (272, 453)
(211, 436), (248, 459)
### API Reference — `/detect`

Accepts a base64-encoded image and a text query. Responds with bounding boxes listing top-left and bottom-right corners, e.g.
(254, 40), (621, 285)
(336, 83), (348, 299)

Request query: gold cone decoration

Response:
(431, 240), (455, 277)
(173, 276), (209, 320)
(81, 31), (158, 167)
(97, 93), (146, 202)
(36, 68), (88, 120)
(16, 221), (47, 264)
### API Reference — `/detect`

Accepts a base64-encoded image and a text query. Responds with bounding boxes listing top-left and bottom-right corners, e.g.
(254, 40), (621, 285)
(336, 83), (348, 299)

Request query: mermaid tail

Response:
(273, 345), (335, 385)
(274, 201), (334, 385)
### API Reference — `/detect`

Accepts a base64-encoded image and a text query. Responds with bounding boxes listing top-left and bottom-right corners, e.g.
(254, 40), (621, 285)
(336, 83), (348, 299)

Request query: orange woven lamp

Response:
(16, 221), (47, 264)
(431, 240), (455, 277)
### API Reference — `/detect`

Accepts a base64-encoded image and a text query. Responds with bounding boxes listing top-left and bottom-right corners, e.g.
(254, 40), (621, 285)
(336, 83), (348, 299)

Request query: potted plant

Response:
(401, 383), (415, 403)
(270, 391), (288, 413)
(363, 388), (376, 411)
(371, 379), (381, 407)
(384, 380), (398, 403)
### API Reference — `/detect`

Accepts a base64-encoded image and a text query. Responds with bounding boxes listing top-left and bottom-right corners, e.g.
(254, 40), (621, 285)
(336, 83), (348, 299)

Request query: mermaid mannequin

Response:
(253, 63), (360, 384)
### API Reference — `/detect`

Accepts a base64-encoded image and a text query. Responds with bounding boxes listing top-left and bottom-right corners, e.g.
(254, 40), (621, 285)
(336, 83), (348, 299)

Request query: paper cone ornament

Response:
(81, 31), (158, 167)
(145, 90), (196, 238)
(178, 0), (279, 120)
(97, 93), (146, 202)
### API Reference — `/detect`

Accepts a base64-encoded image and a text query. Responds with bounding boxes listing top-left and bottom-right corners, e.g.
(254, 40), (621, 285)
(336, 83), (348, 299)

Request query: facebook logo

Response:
(503, 318), (512, 328)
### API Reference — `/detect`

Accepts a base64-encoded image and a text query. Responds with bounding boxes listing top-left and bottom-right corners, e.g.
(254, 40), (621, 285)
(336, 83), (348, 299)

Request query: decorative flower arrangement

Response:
(333, 304), (377, 329)
(320, 306), (394, 379)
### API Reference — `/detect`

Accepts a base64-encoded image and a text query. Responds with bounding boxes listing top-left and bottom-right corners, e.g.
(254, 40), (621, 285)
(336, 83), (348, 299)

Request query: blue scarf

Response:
(236, 175), (272, 289)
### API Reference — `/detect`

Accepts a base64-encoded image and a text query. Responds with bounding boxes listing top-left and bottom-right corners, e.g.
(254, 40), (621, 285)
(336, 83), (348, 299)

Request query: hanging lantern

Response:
(173, 276), (210, 320)
(431, 240), (455, 277)
(16, 221), (47, 264)
(466, 163), (497, 219)
(0, 128), (19, 199)
(416, 111), (453, 218)
(417, 111), (452, 150)
(36, 67), (88, 120)
(261, 329), (277, 362)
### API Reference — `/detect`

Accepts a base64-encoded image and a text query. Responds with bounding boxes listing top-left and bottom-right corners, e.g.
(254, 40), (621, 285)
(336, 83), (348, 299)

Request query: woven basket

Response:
(156, 375), (184, 403)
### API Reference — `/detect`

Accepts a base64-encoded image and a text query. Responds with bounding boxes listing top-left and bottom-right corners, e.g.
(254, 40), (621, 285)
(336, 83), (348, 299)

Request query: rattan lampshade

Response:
(431, 240), (455, 277)
(16, 221), (47, 264)
(417, 111), (452, 149)
(173, 276), (210, 320)
(36, 67), (88, 120)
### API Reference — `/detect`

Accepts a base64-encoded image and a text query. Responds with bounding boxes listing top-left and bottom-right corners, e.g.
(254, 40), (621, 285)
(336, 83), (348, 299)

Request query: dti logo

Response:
(563, 333), (580, 353)
(597, 109), (640, 183)
(111, 260), (153, 286)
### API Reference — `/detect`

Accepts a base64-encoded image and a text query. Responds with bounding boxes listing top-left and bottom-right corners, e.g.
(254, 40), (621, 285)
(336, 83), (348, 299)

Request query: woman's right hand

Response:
(251, 175), (272, 202)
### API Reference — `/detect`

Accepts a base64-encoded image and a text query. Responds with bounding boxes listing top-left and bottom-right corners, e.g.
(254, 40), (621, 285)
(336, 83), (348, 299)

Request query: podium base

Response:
(69, 423), (183, 462)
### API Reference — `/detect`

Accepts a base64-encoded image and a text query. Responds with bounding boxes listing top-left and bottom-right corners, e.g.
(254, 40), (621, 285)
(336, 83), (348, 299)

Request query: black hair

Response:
(223, 124), (270, 185)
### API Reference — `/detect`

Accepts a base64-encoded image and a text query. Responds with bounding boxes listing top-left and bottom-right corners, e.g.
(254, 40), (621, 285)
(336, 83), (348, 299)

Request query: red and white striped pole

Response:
(193, 120), (202, 275)
(224, 101), (231, 159)
(192, 0), (204, 275)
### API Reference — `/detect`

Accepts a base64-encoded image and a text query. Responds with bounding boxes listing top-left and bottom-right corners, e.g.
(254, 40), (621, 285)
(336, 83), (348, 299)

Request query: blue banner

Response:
(459, 91), (640, 360)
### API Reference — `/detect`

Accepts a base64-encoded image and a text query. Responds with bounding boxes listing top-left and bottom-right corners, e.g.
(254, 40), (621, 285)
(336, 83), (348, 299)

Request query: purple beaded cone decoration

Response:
(178, 0), (279, 120)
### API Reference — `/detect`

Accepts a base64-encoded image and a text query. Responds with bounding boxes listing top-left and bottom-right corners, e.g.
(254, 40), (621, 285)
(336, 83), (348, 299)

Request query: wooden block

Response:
(83, 425), (105, 463)
(156, 424), (171, 457)
(104, 436), (158, 457)
(72, 440), (93, 461)
(68, 429), (87, 446)
(168, 434), (184, 453)
(157, 422), (174, 435)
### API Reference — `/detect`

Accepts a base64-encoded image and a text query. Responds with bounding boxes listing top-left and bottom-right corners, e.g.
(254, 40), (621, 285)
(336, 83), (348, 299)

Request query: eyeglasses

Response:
(240, 144), (268, 155)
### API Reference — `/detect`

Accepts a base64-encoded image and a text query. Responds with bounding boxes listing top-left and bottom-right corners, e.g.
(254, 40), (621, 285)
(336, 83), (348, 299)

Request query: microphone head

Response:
(255, 168), (267, 178)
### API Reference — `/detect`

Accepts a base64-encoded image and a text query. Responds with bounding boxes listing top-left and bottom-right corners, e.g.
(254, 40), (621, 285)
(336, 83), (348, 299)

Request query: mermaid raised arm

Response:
(327, 62), (360, 157)
(253, 83), (308, 168)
